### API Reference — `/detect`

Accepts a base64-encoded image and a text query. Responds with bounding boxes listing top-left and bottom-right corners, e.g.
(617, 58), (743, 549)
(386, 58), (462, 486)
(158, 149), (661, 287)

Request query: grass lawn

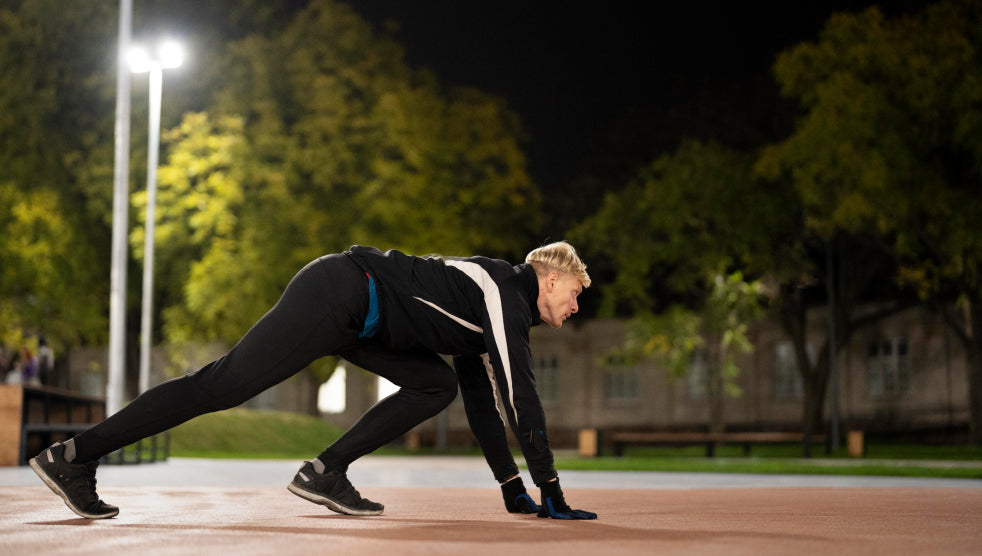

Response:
(597, 443), (982, 460)
(167, 408), (346, 459)
(550, 455), (982, 479)
(549, 443), (982, 479)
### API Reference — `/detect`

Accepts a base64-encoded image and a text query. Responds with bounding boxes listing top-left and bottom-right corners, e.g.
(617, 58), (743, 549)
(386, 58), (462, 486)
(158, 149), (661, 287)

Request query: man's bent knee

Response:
(405, 368), (457, 413)
(434, 368), (458, 406)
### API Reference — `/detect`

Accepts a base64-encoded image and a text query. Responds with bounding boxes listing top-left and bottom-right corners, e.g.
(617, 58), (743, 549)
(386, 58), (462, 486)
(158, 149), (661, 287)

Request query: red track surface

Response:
(2, 486), (981, 555)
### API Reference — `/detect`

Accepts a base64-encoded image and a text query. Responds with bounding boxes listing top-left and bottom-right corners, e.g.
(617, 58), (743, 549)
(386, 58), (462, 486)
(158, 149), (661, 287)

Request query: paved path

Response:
(3, 457), (982, 555)
(2, 455), (981, 489)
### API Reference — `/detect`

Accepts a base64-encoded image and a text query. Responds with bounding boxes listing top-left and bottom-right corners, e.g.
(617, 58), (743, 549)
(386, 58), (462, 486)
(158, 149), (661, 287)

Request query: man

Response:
(31, 242), (597, 521)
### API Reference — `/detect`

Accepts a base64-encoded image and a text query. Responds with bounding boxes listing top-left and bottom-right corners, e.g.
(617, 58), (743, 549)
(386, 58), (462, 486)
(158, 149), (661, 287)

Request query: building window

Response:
(536, 354), (559, 402)
(773, 342), (804, 399)
(603, 355), (640, 402)
(687, 349), (709, 401)
(867, 337), (909, 397)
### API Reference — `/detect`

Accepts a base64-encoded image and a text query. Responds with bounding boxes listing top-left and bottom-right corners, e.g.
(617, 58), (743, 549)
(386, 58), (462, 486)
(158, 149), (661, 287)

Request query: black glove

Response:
(501, 477), (540, 514)
(537, 479), (597, 520)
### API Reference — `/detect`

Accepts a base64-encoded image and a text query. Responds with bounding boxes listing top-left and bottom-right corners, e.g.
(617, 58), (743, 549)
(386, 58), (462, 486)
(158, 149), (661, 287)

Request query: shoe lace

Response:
(334, 474), (360, 499)
(84, 462), (100, 499)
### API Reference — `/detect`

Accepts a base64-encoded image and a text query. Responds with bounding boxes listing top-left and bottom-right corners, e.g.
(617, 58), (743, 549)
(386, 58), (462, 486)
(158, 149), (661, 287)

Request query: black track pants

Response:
(72, 254), (457, 465)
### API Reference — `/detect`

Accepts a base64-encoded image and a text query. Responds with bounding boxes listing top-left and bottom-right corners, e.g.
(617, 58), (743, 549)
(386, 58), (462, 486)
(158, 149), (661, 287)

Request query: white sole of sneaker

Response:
(287, 482), (384, 516)
(29, 456), (119, 520)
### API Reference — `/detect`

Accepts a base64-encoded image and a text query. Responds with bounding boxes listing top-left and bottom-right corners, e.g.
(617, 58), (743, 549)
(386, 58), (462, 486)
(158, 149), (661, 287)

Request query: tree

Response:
(758, 0), (982, 442)
(131, 112), (259, 345)
(571, 141), (780, 432)
(209, 0), (540, 261)
(0, 1), (118, 353)
(617, 272), (765, 433)
(571, 137), (903, 441)
(572, 140), (793, 316)
(764, 234), (906, 438)
(361, 85), (541, 256)
(0, 182), (106, 350)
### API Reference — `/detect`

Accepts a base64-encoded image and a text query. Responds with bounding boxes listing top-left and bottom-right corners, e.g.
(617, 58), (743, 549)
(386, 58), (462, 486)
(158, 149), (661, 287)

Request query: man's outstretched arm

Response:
(454, 354), (538, 514)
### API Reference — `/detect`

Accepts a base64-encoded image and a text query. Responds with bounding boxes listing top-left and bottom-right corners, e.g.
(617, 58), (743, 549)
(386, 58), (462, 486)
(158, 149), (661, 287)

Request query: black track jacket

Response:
(346, 245), (556, 484)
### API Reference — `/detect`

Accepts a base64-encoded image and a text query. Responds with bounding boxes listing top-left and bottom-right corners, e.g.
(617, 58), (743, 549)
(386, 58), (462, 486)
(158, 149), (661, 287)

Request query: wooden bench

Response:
(1, 384), (106, 466)
(610, 431), (828, 458)
(1, 384), (171, 466)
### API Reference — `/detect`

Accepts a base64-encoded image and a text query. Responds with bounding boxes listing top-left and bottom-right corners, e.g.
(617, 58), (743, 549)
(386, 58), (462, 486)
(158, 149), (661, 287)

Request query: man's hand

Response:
(537, 479), (597, 520)
(501, 477), (540, 514)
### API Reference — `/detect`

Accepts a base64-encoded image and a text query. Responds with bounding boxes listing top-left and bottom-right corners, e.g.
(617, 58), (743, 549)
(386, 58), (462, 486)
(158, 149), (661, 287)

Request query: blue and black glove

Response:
(537, 479), (597, 520)
(501, 477), (540, 514)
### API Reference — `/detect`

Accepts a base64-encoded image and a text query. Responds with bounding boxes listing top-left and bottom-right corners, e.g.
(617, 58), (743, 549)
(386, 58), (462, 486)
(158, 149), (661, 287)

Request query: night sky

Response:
(340, 1), (937, 200)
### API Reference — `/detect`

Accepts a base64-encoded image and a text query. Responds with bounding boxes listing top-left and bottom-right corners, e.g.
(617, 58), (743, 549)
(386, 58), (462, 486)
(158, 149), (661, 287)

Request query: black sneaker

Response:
(29, 442), (119, 519)
(287, 461), (383, 516)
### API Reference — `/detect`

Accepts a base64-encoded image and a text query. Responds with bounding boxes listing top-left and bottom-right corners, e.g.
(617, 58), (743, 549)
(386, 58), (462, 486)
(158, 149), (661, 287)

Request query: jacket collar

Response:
(520, 264), (542, 326)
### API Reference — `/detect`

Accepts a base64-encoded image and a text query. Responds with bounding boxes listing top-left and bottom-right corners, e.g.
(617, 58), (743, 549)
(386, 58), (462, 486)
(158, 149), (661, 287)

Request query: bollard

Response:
(847, 430), (865, 457)
(578, 428), (599, 458)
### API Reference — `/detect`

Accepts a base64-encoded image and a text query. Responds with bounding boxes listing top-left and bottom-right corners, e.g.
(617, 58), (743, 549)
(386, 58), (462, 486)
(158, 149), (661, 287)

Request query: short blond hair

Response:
(525, 241), (591, 288)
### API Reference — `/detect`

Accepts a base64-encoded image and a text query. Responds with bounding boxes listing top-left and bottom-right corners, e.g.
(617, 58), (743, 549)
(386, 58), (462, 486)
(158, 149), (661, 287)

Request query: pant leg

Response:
(72, 254), (368, 462)
(317, 345), (458, 471)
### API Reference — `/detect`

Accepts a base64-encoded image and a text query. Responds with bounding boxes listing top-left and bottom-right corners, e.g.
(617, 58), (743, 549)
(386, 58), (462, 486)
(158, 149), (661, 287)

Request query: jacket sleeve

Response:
(479, 300), (557, 486)
(453, 353), (521, 483)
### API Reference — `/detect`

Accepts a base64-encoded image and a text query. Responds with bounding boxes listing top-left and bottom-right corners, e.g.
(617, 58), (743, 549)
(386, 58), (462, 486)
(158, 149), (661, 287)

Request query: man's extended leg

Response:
(31, 254), (368, 518)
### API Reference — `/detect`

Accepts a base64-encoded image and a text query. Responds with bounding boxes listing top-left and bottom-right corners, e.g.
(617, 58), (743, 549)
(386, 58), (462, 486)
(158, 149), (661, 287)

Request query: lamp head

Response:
(158, 40), (184, 69)
(128, 40), (184, 73)
(127, 46), (152, 73)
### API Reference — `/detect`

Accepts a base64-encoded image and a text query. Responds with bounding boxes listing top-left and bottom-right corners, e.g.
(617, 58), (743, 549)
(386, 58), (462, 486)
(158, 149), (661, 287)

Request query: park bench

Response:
(1, 384), (169, 465)
(610, 431), (828, 458)
(1, 384), (106, 465)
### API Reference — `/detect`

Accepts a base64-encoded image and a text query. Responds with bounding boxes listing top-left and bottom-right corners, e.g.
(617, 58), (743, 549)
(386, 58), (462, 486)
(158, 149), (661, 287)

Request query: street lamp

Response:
(107, 0), (133, 417)
(129, 39), (183, 394)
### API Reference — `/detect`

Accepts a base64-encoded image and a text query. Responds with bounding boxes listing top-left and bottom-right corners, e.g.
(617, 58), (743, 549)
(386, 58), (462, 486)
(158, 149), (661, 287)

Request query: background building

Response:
(362, 305), (970, 450)
(66, 305), (970, 450)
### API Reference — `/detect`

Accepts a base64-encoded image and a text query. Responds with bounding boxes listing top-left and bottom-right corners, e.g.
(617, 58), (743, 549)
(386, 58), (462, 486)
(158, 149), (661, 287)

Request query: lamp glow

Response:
(127, 46), (152, 73)
(158, 40), (184, 69)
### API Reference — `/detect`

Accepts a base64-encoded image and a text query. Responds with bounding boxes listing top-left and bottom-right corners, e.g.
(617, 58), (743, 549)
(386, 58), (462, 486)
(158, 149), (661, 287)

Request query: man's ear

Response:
(547, 271), (560, 292)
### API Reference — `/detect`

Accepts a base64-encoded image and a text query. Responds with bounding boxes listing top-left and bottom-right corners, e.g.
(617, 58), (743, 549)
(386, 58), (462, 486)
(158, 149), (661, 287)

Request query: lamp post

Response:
(107, 0), (133, 417)
(129, 40), (183, 394)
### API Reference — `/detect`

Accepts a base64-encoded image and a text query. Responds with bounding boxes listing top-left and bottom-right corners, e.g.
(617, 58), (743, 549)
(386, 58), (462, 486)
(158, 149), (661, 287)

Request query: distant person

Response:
(31, 242), (598, 521)
(37, 336), (54, 386)
(19, 347), (39, 386)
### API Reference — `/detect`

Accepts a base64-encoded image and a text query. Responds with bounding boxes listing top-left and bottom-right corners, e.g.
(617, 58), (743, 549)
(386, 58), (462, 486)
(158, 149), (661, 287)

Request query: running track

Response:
(2, 456), (980, 555)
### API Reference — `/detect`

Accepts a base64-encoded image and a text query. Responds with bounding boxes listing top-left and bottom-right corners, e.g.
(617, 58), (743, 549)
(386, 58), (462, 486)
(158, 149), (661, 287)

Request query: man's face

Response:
(537, 272), (582, 329)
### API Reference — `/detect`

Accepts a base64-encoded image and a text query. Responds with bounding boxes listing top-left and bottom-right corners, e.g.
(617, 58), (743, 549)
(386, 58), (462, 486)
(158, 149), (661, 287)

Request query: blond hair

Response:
(525, 241), (591, 288)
